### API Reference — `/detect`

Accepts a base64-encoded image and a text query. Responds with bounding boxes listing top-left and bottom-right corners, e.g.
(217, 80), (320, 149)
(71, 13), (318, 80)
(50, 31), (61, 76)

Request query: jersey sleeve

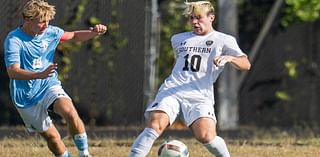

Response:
(171, 34), (180, 59)
(43, 25), (64, 50)
(171, 34), (180, 49)
(50, 26), (64, 41)
(222, 36), (246, 57)
(60, 32), (70, 42)
(4, 36), (21, 67)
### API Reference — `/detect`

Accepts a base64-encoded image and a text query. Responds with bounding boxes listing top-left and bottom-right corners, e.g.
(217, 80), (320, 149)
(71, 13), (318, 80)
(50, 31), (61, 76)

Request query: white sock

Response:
(56, 150), (71, 157)
(129, 128), (159, 157)
(203, 136), (231, 157)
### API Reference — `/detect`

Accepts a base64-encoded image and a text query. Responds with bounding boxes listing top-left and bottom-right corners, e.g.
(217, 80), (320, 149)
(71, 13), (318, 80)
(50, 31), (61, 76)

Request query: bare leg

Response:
(40, 125), (67, 156)
(53, 97), (89, 156)
(191, 118), (230, 157)
(53, 98), (85, 135)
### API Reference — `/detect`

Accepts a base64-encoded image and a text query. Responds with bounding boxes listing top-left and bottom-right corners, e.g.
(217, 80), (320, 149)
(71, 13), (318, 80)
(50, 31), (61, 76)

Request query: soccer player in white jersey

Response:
(3, 0), (107, 157)
(129, 1), (251, 157)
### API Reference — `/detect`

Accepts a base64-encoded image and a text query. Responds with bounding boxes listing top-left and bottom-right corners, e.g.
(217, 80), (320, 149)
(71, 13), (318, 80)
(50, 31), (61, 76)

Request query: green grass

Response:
(1, 134), (320, 157)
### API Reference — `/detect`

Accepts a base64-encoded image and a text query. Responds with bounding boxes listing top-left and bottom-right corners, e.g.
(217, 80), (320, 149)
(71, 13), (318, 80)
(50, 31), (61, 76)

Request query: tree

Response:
(282, 0), (320, 27)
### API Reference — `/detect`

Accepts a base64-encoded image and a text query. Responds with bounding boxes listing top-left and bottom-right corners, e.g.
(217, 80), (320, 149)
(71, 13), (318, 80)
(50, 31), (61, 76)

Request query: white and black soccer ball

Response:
(158, 140), (189, 157)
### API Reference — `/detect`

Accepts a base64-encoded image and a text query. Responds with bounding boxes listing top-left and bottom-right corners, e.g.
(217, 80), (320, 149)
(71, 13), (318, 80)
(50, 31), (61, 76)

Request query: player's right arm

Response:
(59, 24), (107, 42)
(6, 63), (57, 80)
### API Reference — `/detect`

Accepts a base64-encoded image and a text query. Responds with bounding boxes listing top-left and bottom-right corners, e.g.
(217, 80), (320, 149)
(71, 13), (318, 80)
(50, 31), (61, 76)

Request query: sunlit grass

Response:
(1, 135), (320, 157)
(1, 126), (320, 157)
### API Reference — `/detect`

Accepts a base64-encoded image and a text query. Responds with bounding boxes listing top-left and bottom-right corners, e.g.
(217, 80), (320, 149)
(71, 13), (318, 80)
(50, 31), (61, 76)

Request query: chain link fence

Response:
(0, 0), (148, 126)
(1, 0), (320, 129)
(238, 0), (320, 128)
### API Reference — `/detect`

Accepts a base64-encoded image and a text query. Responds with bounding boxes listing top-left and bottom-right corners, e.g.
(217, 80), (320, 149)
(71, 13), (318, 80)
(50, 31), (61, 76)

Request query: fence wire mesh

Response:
(0, 0), (147, 126)
(1, 0), (320, 128)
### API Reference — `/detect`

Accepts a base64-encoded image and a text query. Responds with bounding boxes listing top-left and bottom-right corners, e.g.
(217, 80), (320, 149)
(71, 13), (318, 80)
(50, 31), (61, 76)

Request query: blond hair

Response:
(22, 0), (56, 21)
(183, 1), (215, 17)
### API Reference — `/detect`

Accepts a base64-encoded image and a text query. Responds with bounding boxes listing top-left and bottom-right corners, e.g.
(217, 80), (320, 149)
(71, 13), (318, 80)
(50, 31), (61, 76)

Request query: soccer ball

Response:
(158, 140), (189, 157)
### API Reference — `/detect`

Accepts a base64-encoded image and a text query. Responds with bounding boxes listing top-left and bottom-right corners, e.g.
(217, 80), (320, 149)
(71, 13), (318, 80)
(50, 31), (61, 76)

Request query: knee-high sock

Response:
(203, 136), (231, 157)
(129, 128), (159, 157)
(73, 133), (89, 156)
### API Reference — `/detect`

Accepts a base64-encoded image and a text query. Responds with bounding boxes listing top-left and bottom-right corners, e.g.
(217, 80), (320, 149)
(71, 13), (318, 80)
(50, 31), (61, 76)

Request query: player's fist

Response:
(90, 24), (107, 35)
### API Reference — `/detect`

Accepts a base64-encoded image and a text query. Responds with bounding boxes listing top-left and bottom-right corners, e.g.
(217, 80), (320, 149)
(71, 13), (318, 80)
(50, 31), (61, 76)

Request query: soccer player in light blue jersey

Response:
(3, 0), (107, 157)
(129, 1), (251, 157)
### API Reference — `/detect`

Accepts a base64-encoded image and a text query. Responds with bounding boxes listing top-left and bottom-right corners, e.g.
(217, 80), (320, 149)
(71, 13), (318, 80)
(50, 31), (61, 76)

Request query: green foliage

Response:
(56, 0), (89, 81)
(277, 1), (320, 108)
(282, 0), (320, 27)
(89, 16), (102, 25)
(103, 0), (128, 121)
(104, 0), (128, 76)
(56, 0), (128, 82)
(276, 60), (298, 102)
(55, 0), (129, 122)
(158, 0), (191, 84)
(89, 16), (103, 54)
(275, 91), (291, 101)
(284, 60), (298, 78)
(72, 0), (89, 26)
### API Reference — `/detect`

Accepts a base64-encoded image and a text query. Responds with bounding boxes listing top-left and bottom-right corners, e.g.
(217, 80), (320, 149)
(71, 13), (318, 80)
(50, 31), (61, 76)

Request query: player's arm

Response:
(60, 24), (107, 42)
(215, 36), (251, 70)
(214, 55), (251, 71)
(6, 63), (58, 80)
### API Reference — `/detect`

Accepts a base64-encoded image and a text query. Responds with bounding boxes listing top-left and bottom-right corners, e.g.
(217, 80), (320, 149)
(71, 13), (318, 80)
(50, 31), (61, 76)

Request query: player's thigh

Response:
(190, 117), (217, 143)
(53, 97), (77, 118)
(42, 85), (74, 117)
(145, 94), (180, 133)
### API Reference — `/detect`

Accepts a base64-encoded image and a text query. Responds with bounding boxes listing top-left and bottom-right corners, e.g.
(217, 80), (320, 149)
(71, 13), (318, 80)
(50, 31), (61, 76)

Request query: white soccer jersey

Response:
(158, 30), (246, 103)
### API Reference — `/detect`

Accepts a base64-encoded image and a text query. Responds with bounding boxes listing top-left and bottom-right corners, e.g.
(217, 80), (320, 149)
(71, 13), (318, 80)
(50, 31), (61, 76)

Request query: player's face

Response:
(26, 17), (50, 36)
(189, 12), (215, 35)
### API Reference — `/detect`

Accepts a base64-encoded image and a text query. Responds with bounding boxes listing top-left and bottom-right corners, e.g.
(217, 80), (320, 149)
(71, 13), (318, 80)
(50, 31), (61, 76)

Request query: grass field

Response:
(1, 127), (320, 157)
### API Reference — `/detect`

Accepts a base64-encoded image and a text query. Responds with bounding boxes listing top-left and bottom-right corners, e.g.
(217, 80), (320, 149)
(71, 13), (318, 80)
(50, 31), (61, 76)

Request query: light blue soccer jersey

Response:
(4, 25), (64, 108)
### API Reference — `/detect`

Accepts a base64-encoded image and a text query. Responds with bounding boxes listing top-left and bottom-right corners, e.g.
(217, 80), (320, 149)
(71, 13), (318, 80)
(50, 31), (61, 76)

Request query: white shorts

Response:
(16, 85), (71, 133)
(145, 91), (216, 127)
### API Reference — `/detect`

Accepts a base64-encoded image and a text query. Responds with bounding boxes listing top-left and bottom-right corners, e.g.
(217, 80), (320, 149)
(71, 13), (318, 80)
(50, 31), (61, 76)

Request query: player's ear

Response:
(210, 14), (215, 23)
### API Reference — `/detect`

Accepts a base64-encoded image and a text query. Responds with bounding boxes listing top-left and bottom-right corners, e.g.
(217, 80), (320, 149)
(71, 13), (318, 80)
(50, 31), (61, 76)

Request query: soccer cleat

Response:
(79, 149), (91, 157)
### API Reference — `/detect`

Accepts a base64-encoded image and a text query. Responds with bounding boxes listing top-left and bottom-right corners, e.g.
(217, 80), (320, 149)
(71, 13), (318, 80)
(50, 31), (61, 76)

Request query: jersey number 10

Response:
(182, 54), (201, 72)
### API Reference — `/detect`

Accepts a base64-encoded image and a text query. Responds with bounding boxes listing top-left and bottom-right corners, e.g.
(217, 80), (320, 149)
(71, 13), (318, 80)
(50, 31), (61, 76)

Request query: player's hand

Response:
(214, 55), (233, 67)
(35, 63), (58, 79)
(90, 24), (107, 35)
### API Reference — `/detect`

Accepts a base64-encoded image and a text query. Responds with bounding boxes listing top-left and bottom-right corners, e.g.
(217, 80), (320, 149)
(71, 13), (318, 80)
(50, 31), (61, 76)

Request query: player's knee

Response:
(146, 120), (168, 135)
(146, 113), (169, 134)
(195, 132), (216, 144)
(63, 109), (79, 122)
(147, 124), (164, 134)
(45, 133), (62, 146)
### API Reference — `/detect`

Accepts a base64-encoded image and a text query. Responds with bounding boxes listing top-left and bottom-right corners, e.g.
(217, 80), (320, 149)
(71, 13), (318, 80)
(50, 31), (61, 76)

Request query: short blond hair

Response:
(183, 1), (215, 17)
(22, 0), (56, 21)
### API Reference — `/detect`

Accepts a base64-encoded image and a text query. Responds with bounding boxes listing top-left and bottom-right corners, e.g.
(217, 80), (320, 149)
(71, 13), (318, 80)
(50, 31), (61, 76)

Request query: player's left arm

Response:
(214, 36), (251, 71)
(214, 55), (251, 71)
(60, 24), (107, 42)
